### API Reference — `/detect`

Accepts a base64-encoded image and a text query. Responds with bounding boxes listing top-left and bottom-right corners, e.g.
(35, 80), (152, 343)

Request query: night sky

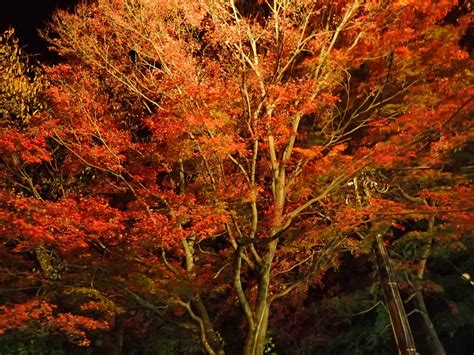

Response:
(0, 0), (79, 59)
(1, 0), (472, 59)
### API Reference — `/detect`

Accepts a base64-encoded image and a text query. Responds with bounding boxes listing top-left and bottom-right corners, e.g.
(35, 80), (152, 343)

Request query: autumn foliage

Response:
(0, 0), (473, 353)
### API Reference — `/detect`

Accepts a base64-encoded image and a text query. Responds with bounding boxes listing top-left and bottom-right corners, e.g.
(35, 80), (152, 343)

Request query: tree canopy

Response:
(0, 1), (473, 354)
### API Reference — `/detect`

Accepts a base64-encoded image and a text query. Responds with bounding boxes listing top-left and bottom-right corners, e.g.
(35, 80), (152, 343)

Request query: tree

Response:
(1, 1), (472, 354)
(0, 29), (46, 126)
(0, 29), (112, 350)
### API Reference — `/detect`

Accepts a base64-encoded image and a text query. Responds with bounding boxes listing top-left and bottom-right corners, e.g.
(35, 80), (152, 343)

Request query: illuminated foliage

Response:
(0, 1), (472, 353)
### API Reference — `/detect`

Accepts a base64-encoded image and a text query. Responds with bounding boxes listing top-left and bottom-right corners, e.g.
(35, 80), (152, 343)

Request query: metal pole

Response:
(374, 234), (417, 355)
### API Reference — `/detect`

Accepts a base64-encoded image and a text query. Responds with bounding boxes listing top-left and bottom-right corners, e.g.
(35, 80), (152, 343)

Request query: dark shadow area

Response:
(0, 0), (80, 61)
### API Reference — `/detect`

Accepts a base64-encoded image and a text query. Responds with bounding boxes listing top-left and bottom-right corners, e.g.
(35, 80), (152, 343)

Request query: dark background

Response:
(0, 0), (79, 58)
(1, 0), (472, 59)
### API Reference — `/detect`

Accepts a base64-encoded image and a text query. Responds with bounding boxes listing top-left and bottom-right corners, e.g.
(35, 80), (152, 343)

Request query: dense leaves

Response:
(0, 0), (473, 353)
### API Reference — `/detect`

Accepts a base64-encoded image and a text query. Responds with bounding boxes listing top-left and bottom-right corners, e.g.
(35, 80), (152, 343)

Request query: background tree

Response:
(0, 28), (46, 126)
(0, 28), (112, 352)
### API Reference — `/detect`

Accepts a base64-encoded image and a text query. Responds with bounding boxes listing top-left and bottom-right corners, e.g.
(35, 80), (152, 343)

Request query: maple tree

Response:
(1, 0), (473, 354)
(0, 28), (113, 350)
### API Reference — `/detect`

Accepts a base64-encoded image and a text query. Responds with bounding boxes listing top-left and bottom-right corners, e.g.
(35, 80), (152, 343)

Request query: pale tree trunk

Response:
(239, 133), (285, 355)
(193, 295), (226, 355)
(243, 302), (270, 355)
(242, 240), (278, 355)
(180, 237), (225, 355)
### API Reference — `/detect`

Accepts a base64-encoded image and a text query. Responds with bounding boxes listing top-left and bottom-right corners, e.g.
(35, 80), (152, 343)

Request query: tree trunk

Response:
(242, 239), (278, 355)
(181, 236), (224, 354)
(95, 315), (124, 355)
(193, 296), (226, 355)
(409, 217), (445, 355)
(374, 234), (417, 355)
(412, 289), (446, 355)
(243, 302), (270, 355)
(35, 245), (61, 280)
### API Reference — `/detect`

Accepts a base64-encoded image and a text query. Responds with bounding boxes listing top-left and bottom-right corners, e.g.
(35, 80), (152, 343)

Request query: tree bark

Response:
(96, 315), (124, 355)
(243, 302), (269, 355)
(35, 245), (61, 280)
(412, 289), (446, 355)
(193, 296), (226, 355)
(242, 239), (278, 355)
